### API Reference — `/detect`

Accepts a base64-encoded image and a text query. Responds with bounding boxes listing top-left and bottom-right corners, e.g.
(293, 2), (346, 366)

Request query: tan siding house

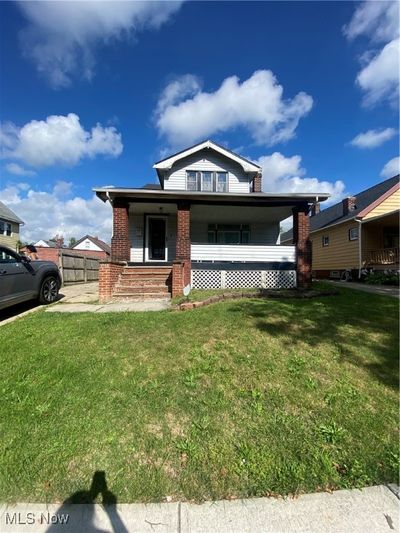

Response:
(0, 201), (24, 251)
(281, 175), (399, 279)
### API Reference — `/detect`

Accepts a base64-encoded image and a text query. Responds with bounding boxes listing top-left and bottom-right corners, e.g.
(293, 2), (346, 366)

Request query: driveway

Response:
(326, 280), (399, 299)
(0, 282), (99, 325)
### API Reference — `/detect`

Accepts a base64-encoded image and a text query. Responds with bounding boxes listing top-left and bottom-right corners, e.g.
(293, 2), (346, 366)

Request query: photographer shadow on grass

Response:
(47, 470), (128, 533)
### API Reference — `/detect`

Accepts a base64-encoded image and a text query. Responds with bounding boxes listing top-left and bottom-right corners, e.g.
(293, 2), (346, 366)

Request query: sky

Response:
(0, 0), (399, 243)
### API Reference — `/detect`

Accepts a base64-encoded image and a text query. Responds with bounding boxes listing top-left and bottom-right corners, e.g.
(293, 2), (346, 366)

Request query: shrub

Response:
(364, 271), (399, 286)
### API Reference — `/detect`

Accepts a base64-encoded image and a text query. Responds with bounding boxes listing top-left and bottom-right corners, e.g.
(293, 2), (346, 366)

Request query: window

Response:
(186, 171), (198, 191)
(0, 220), (11, 236)
(202, 171), (213, 192)
(0, 249), (19, 263)
(208, 224), (250, 244)
(322, 235), (329, 247)
(216, 172), (228, 192)
(349, 227), (358, 241)
(186, 171), (228, 192)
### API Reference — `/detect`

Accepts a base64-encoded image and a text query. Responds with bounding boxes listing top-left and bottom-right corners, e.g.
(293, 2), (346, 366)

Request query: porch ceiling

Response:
(94, 187), (329, 207)
(361, 209), (399, 227)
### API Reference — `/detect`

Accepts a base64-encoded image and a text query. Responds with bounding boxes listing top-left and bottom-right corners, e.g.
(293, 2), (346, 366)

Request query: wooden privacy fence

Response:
(58, 251), (100, 284)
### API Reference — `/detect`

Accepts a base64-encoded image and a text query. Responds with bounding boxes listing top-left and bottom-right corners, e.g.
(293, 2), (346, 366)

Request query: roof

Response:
(0, 201), (24, 225)
(280, 174), (400, 242)
(72, 235), (111, 254)
(153, 140), (262, 175)
(94, 187), (330, 205)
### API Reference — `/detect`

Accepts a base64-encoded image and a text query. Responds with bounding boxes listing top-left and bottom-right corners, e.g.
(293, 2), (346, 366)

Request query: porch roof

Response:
(94, 187), (330, 207)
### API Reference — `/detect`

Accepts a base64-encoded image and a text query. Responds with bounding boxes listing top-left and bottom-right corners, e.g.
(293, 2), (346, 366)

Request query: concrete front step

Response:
(117, 279), (171, 287)
(112, 292), (171, 300)
(114, 285), (170, 294)
(123, 268), (172, 275)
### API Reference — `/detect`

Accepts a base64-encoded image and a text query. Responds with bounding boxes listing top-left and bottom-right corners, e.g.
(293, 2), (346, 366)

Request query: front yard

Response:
(0, 286), (398, 503)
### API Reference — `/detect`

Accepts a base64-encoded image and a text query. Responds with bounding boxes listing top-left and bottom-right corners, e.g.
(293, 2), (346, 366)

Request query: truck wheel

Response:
(38, 276), (59, 304)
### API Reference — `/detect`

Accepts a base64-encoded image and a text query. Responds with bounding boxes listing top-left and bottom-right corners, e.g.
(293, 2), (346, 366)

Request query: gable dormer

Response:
(153, 140), (262, 193)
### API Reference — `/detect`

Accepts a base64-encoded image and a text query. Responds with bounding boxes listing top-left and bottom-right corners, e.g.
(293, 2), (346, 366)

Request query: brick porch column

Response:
(176, 201), (191, 288)
(293, 205), (312, 289)
(111, 200), (130, 262)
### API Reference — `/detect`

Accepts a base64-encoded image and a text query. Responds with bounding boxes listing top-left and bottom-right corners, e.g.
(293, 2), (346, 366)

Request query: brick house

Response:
(94, 140), (329, 301)
(281, 175), (399, 280)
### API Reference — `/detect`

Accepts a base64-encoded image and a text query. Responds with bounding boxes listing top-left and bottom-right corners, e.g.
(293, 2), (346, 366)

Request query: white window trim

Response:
(349, 227), (358, 241)
(322, 235), (329, 247)
(186, 170), (229, 193)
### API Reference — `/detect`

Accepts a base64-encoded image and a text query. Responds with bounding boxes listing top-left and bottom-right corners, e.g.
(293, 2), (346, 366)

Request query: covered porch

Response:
(361, 210), (399, 270)
(95, 188), (328, 299)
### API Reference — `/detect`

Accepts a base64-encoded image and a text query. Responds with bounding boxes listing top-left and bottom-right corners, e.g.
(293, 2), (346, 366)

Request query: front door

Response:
(147, 217), (167, 261)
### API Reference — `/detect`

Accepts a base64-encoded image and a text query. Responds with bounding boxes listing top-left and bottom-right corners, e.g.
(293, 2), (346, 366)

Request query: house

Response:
(29, 235), (110, 262)
(94, 140), (329, 301)
(0, 201), (24, 251)
(281, 175), (399, 279)
(71, 235), (111, 260)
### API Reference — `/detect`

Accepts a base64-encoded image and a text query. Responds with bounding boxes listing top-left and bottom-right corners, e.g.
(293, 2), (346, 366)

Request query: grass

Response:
(172, 287), (266, 304)
(0, 284), (398, 503)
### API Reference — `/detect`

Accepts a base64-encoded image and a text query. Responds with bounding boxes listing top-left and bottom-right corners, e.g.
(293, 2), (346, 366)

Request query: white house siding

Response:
(73, 238), (103, 252)
(129, 214), (144, 262)
(163, 149), (251, 193)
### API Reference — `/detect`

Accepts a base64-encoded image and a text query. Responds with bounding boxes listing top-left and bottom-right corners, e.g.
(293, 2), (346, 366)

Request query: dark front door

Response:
(148, 217), (166, 260)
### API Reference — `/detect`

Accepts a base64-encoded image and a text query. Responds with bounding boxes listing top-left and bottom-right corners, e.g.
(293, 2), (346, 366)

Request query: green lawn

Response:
(0, 285), (398, 503)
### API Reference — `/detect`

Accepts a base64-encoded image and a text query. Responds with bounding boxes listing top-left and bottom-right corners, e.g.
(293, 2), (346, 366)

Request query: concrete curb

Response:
(1, 485), (398, 532)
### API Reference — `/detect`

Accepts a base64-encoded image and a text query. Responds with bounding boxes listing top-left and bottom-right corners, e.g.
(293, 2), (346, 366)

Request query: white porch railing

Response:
(191, 244), (296, 262)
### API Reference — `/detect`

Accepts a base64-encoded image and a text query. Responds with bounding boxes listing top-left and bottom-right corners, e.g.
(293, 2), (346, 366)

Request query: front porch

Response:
(95, 189), (322, 301)
(362, 210), (399, 270)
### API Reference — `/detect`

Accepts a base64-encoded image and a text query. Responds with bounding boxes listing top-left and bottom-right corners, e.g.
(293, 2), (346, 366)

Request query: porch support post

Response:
(111, 199), (130, 262)
(176, 201), (191, 290)
(293, 204), (312, 289)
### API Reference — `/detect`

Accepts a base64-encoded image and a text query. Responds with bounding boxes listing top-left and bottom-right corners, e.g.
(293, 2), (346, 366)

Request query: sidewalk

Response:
(325, 280), (399, 299)
(1, 485), (398, 532)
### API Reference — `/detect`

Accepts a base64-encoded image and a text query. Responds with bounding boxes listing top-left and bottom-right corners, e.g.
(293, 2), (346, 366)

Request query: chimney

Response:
(342, 196), (356, 216)
(253, 172), (262, 192)
(310, 202), (320, 216)
(55, 235), (64, 248)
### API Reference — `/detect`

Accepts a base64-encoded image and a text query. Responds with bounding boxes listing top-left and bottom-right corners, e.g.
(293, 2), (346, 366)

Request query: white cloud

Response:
(380, 156), (400, 178)
(344, 1), (398, 43)
(357, 38), (400, 107)
(17, 1), (183, 88)
(5, 162), (36, 177)
(0, 182), (112, 243)
(155, 70), (313, 148)
(255, 152), (346, 203)
(344, 1), (399, 107)
(350, 127), (397, 148)
(1, 113), (123, 167)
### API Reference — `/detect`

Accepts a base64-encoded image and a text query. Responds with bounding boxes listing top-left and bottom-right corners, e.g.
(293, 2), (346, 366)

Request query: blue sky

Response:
(0, 1), (398, 242)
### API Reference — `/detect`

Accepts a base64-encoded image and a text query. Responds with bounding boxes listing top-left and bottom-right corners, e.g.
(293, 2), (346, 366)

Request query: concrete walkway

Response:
(1, 485), (398, 532)
(47, 282), (171, 312)
(46, 300), (170, 313)
(326, 280), (399, 299)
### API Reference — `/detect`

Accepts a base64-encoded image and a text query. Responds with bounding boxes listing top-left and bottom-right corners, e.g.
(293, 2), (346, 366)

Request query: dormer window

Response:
(186, 171), (228, 192)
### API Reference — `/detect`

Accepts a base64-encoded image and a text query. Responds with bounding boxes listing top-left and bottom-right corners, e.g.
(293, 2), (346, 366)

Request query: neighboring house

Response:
(71, 235), (111, 260)
(30, 235), (110, 262)
(0, 201), (24, 251)
(94, 140), (329, 301)
(281, 175), (399, 279)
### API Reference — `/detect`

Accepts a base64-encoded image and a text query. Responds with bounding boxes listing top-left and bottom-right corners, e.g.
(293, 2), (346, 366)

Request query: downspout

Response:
(357, 219), (362, 278)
